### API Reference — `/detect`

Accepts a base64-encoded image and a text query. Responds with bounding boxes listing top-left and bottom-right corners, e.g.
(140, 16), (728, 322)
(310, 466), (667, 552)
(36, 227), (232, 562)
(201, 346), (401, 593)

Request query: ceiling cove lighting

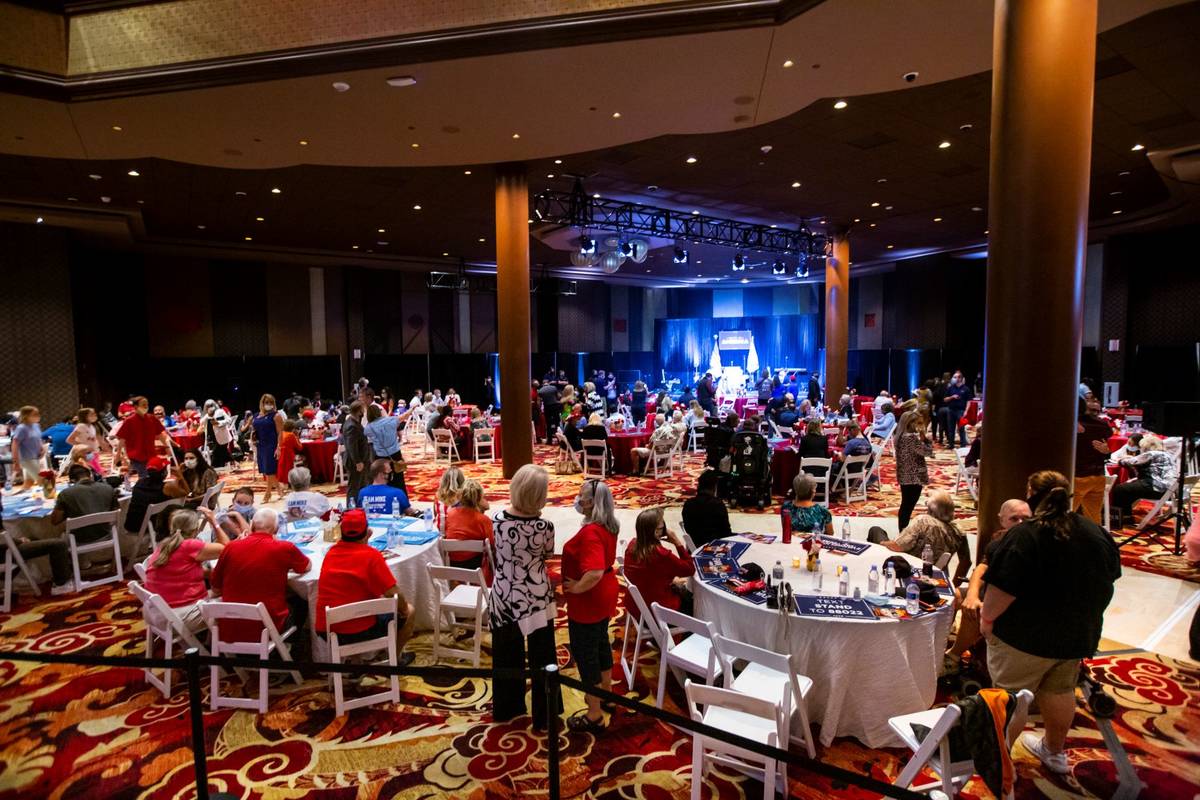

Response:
(386, 75), (417, 87)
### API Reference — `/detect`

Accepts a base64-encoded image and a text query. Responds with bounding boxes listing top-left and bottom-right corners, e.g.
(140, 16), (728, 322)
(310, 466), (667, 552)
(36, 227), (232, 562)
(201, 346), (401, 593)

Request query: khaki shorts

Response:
(987, 635), (1080, 694)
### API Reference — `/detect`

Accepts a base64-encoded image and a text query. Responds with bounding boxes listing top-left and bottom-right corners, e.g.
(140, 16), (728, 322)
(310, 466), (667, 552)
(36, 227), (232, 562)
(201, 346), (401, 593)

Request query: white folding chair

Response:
(1102, 473), (1117, 529)
(888, 688), (1033, 798)
(64, 511), (124, 590)
(1134, 477), (1191, 532)
(201, 601), (303, 713)
(199, 480), (225, 511)
(799, 458), (832, 503)
(554, 430), (583, 473)
(432, 428), (460, 465)
(128, 580), (209, 697)
(712, 633), (816, 758)
(128, 498), (184, 573)
(331, 442), (346, 486)
(581, 439), (608, 478)
(776, 426), (795, 439)
(651, 602), (722, 709)
(439, 537), (490, 570)
(427, 563), (490, 667)
(618, 577), (665, 691)
(671, 430), (688, 471)
(679, 528), (697, 553)
(953, 448), (974, 496)
(473, 428), (496, 463)
(829, 454), (871, 504)
(689, 422), (707, 453)
(650, 441), (675, 478)
(867, 442), (886, 484)
(1, 527), (43, 613)
(325, 596), (401, 716)
(686, 680), (786, 800)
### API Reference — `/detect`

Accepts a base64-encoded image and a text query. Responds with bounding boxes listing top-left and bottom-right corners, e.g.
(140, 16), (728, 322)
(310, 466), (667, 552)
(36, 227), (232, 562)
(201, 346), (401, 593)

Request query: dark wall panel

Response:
(211, 260), (269, 356)
(265, 264), (312, 356)
(145, 254), (214, 358)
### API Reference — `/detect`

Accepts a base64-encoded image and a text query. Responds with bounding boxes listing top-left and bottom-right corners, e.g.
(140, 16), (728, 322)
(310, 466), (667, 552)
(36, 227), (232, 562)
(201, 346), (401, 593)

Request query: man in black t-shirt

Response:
(538, 382), (562, 445)
(681, 470), (731, 547)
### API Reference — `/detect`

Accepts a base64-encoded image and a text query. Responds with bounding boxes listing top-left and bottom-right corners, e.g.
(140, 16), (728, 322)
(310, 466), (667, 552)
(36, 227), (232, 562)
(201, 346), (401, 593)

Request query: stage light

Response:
(772, 259), (787, 275)
(579, 236), (596, 255)
(731, 253), (746, 271)
(673, 247), (689, 264)
(619, 241), (633, 257)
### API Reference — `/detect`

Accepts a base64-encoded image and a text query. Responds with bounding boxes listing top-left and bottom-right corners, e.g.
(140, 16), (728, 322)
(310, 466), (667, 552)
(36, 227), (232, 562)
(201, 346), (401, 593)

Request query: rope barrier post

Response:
(544, 664), (560, 800)
(184, 648), (211, 800)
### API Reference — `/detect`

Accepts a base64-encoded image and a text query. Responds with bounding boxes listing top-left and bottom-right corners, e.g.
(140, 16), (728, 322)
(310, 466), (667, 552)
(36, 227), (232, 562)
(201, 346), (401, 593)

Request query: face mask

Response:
(574, 497), (585, 515)
(264, 405), (275, 412)
(183, 458), (197, 469)
(234, 502), (254, 515)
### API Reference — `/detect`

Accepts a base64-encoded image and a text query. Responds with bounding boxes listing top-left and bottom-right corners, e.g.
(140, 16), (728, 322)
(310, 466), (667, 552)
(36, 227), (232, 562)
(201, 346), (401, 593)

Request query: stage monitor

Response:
(718, 330), (752, 349)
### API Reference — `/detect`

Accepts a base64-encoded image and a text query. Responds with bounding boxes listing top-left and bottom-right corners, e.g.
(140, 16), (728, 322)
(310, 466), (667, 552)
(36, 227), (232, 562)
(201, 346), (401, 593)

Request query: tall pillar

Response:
(823, 232), (850, 406)
(977, 0), (1096, 552)
(495, 163), (534, 477)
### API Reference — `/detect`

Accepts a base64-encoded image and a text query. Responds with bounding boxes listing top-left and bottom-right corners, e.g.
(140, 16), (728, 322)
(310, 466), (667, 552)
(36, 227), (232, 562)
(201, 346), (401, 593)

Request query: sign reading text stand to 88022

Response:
(794, 595), (875, 619)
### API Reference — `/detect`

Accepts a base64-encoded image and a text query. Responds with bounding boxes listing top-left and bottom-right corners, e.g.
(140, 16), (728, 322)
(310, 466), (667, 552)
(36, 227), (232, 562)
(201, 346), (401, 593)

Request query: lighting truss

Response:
(532, 182), (828, 258)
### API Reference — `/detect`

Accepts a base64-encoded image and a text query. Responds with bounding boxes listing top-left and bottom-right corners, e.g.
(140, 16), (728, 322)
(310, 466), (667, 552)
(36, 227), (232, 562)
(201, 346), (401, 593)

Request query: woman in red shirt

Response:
(562, 479), (620, 733)
(444, 479), (492, 571)
(145, 507), (228, 632)
(276, 419), (303, 486)
(623, 507), (695, 617)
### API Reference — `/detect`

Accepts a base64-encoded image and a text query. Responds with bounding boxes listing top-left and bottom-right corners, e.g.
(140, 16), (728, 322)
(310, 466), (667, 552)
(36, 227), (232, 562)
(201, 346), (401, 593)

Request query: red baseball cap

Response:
(339, 508), (369, 538)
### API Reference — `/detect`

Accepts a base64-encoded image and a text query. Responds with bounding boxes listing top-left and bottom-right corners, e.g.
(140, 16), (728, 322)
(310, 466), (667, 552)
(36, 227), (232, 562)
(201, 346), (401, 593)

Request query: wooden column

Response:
(495, 163), (533, 477)
(823, 232), (850, 406)
(977, 0), (1097, 552)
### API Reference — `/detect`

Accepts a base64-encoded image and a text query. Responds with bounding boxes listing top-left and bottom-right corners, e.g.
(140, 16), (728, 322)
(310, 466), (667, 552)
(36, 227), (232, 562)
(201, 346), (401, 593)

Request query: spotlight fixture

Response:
(579, 236), (596, 255)
(127, 169), (140, 177)
(731, 253), (746, 271)
(673, 247), (689, 265)
(512, 133), (521, 139)
(938, 141), (951, 149)
(1131, 143), (1145, 151)
(685, 156), (698, 164)
(619, 241), (633, 257)
(255, 216), (264, 222)
(833, 100), (848, 109)
(771, 259), (787, 275)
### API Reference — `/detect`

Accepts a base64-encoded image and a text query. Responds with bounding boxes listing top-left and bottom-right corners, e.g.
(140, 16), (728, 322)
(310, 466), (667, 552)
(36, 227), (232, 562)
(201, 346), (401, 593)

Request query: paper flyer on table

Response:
(794, 594), (876, 619)
(814, 535), (871, 556)
(740, 532), (777, 545)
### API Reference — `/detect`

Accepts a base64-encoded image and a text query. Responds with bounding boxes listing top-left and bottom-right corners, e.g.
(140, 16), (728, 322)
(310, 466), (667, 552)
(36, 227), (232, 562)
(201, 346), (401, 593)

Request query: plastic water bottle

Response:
(423, 507), (434, 532)
(3, 469), (11, 492)
(883, 563), (895, 595)
(838, 565), (849, 596)
(811, 557), (823, 592)
(772, 560), (785, 581)
(841, 518), (851, 541)
(812, 523), (823, 541)
(921, 542), (934, 575)
(906, 579), (921, 615)
(868, 564), (880, 594)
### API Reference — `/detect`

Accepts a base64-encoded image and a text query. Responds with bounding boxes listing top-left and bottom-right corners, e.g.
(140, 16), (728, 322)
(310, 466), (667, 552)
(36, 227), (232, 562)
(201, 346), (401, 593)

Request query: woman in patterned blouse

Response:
(490, 464), (562, 727)
(895, 413), (933, 530)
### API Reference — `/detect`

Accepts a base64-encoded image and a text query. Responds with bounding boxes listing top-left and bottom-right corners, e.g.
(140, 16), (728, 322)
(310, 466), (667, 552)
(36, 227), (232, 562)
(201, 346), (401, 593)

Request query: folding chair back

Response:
(689, 422), (707, 453)
(428, 563), (490, 666)
(432, 428), (460, 465)
(325, 596), (400, 715)
(685, 680), (785, 800)
(201, 600), (302, 712)
(65, 510), (124, 590)
(128, 579), (208, 697)
(580, 439), (607, 478)
(712, 632), (815, 757)
(831, 453), (872, 503)
(651, 601), (721, 708)
(473, 428), (496, 463)
(199, 480), (226, 511)
(1, 527), (43, 613)
(800, 458), (832, 502)
(618, 577), (666, 689)
(131, 498), (184, 572)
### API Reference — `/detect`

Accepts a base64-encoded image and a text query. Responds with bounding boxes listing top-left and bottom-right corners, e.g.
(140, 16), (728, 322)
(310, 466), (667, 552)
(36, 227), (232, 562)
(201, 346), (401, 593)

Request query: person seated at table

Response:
(180, 449), (218, 509)
(153, 405), (176, 428)
(217, 486), (256, 539)
(836, 394), (855, 419)
(623, 507), (695, 617)
(315, 508), (416, 666)
(685, 401), (707, 431)
(964, 424), (983, 469)
(11, 405), (46, 491)
(145, 507), (229, 633)
(436, 405), (470, 456)
(737, 413), (761, 434)
(3, 493), (76, 595)
(872, 390), (892, 425)
(275, 419), (303, 491)
(211, 507), (312, 644)
(446, 388), (462, 407)
(358, 459), (420, 517)
(775, 395), (800, 430)
(869, 490), (969, 567)
(469, 407), (490, 431)
(869, 402), (897, 442)
(50, 462), (120, 545)
(57, 444), (102, 480)
(782, 474), (834, 536)
(444, 478), (493, 570)
(681, 470), (732, 547)
(580, 412), (611, 467)
(284, 467), (332, 521)
(946, 498), (1030, 666)
(1112, 434), (1177, 523)
(123, 456), (187, 536)
(838, 423), (872, 457)
(631, 414), (676, 474)
(797, 420), (831, 476)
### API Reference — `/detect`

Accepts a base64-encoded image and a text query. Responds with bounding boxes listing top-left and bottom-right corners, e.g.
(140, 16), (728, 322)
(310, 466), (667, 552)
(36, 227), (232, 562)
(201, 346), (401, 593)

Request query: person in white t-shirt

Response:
(872, 390), (891, 425)
(284, 467), (331, 520)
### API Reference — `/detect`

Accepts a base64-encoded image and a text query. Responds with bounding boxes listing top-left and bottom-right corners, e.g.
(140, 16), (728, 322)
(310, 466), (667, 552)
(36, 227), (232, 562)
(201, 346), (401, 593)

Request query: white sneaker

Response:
(1020, 732), (1069, 774)
(50, 580), (77, 596)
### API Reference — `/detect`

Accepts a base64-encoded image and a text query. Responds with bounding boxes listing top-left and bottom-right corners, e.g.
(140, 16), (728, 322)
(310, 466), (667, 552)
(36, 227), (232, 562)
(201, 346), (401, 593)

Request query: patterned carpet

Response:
(2, 440), (1197, 798)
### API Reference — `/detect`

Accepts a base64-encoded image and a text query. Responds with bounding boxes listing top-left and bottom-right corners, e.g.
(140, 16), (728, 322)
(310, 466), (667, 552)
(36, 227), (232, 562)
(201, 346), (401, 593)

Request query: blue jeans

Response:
(129, 459), (148, 478)
(938, 408), (967, 446)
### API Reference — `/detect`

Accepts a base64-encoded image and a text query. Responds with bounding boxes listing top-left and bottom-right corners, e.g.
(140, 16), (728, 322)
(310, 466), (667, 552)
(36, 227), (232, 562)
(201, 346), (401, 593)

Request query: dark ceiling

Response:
(0, 1), (1197, 284)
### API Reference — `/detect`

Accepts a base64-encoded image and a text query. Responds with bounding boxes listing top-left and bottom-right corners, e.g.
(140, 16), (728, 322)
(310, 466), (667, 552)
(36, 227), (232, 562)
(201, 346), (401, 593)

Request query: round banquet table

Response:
(608, 431), (650, 474)
(962, 400), (981, 426)
(289, 527), (444, 661)
(169, 429), (203, 452)
(1108, 434), (1128, 453)
(770, 437), (844, 495)
(693, 535), (954, 747)
(300, 438), (339, 484)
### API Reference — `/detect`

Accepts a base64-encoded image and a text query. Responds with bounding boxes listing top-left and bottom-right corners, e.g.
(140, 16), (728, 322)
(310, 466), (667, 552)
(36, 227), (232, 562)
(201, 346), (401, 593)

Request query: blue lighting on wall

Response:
(577, 353), (586, 387)
(907, 349), (921, 397)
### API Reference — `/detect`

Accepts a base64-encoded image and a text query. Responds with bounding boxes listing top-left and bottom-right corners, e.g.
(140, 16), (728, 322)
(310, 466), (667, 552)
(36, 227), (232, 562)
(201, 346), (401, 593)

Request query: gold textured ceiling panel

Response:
(65, 0), (680, 75)
(0, 4), (66, 75)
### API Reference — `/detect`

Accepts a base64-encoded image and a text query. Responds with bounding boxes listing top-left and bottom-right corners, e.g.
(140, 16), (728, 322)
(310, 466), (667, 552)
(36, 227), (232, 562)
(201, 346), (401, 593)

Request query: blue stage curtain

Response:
(655, 316), (820, 378)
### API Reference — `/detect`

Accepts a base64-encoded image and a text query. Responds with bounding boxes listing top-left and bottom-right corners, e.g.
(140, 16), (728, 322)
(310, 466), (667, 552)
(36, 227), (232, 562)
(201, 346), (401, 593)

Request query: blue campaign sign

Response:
(816, 535), (870, 556)
(794, 595), (876, 619)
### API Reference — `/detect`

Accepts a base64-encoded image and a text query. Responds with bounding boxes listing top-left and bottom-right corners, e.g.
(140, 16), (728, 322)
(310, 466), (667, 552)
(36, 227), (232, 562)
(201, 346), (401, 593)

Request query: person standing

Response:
(937, 371), (973, 447)
(895, 413), (932, 531)
(490, 465), (561, 728)
(67, 407), (105, 476)
(538, 381), (562, 445)
(342, 401), (372, 509)
(251, 394), (285, 503)
(696, 372), (716, 416)
(806, 372), (822, 409)
(981, 471), (1120, 775)
(756, 369), (774, 406)
(562, 480), (620, 733)
(11, 405), (46, 490)
(200, 399), (233, 468)
(116, 396), (169, 478)
(1074, 396), (1113, 525)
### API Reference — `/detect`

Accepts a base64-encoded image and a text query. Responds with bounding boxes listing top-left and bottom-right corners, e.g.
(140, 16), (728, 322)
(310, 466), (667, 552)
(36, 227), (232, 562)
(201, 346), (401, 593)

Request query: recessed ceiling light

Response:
(1118, 170), (1130, 177)
(411, 143), (420, 149)
(197, 224), (205, 230)
(593, 193), (601, 199)
(885, 205), (893, 211)
(869, 223), (877, 228)
(791, 181), (801, 188)
(377, 241), (388, 245)
(819, 219), (826, 225)
(1109, 191), (1122, 196)
(870, 202), (880, 207)
(271, 187), (281, 194)
(853, 218), (861, 223)
(984, 229), (989, 235)
(554, 159), (562, 165)
(35, 216), (43, 224)
(67, 196), (77, 201)
(512, 133), (520, 139)
(299, 140), (308, 146)
(1112, 209), (1123, 215)
(876, 178), (887, 184)
(88, 174), (102, 180)
(959, 123), (973, 131)
(332, 81), (351, 92)
(235, 190), (246, 196)
(378, 228), (386, 233)
(111, 125), (122, 131)
(938, 141), (951, 149)
(1131, 144), (1144, 151)
(255, 216), (264, 222)
(686, 156), (698, 164)
(464, 169), (472, 175)
(770, 224), (777, 228)
(386, 75), (417, 87)
(413, 204), (422, 210)
(352, 245), (359, 249)
(740, 278), (749, 284)
(971, 206), (983, 212)
(887, 245), (894, 249)
(100, 196), (111, 203)
(612, 112), (621, 119)
(442, 252), (449, 256)
(691, 210), (700, 215)
(136, 199), (144, 204)
(244, 236), (252, 241)
(547, 173), (555, 178)
(833, 100), (848, 109)
(782, 59), (794, 68)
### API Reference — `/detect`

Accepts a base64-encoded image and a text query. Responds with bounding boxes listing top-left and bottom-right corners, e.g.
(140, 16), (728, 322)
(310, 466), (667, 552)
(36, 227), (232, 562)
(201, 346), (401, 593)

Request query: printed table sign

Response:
(814, 535), (871, 556)
(794, 594), (876, 619)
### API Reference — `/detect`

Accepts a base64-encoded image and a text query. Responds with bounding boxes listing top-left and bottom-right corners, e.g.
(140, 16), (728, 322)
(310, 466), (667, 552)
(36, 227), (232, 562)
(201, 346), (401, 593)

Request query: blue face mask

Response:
(234, 502), (254, 515)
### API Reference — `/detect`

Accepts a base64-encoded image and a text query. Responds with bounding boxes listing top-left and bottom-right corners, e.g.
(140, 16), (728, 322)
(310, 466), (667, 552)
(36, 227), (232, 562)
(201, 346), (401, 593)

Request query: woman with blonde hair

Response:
(433, 465), (468, 531)
(490, 465), (561, 727)
(444, 478), (492, 570)
(251, 393), (284, 502)
(144, 507), (229, 632)
(66, 407), (105, 476)
(1112, 434), (1177, 522)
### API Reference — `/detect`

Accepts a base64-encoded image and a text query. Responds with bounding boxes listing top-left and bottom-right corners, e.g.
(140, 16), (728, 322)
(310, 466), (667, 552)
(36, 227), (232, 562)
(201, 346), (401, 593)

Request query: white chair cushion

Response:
(668, 633), (715, 674)
(442, 585), (483, 613)
(701, 705), (777, 746)
(731, 663), (813, 705)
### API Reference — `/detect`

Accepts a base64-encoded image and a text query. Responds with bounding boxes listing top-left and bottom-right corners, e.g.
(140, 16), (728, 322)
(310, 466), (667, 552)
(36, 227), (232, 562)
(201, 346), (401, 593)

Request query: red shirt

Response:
(146, 538), (207, 608)
(316, 541), (396, 633)
(210, 532), (310, 641)
(562, 522), (619, 623)
(623, 540), (695, 617)
(444, 506), (493, 561)
(117, 412), (165, 462)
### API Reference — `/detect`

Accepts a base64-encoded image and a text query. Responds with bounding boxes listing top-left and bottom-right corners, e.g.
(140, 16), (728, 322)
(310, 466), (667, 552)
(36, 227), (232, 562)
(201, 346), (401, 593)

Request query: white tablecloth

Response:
(693, 536), (953, 748)
(288, 524), (444, 661)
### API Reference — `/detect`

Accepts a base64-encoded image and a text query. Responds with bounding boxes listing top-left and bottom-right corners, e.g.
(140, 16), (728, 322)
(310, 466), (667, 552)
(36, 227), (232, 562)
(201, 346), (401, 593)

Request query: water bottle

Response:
(841, 518), (851, 541)
(883, 563), (895, 595)
(811, 557), (823, 592)
(423, 507), (434, 532)
(921, 542), (934, 576)
(838, 565), (849, 596)
(3, 469), (11, 492)
(812, 523), (823, 542)
(906, 579), (921, 615)
(868, 564), (880, 594)
(772, 560), (785, 581)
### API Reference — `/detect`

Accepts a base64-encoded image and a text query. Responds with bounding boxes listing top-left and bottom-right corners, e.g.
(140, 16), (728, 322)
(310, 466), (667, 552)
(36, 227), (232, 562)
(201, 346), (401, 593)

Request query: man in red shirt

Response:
(210, 507), (311, 644)
(316, 508), (415, 665)
(116, 395), (170, 477)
